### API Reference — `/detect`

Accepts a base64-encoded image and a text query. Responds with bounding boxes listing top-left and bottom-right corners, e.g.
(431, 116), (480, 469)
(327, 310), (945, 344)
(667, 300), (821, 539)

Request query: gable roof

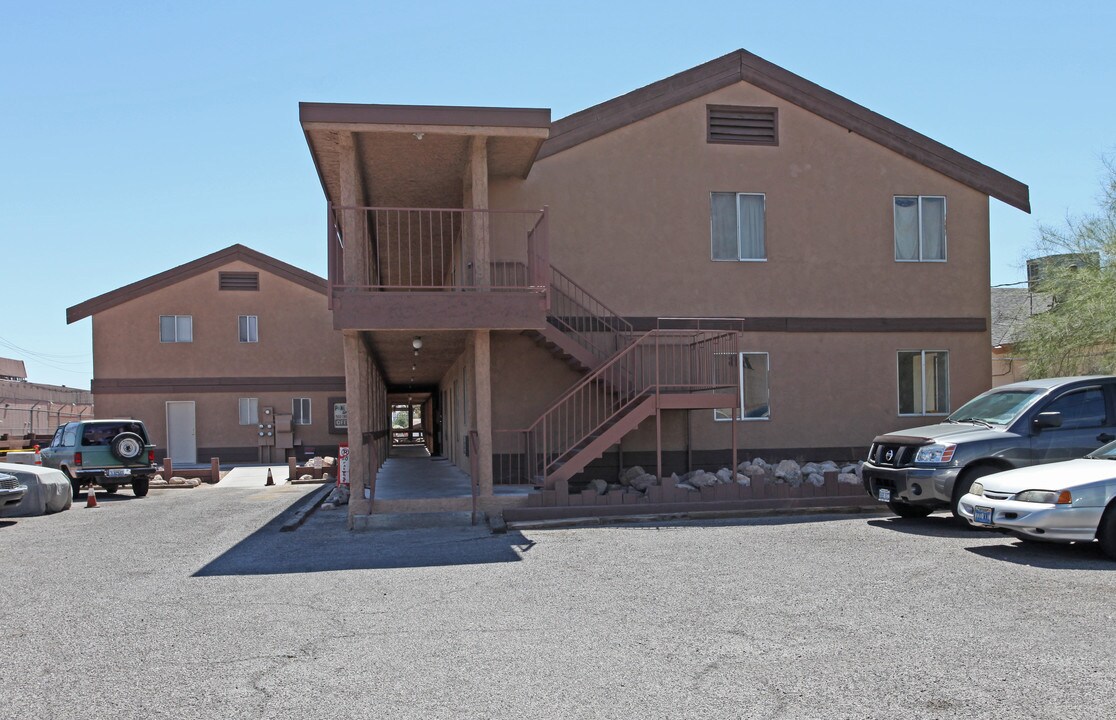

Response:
(539, 49), (1030, 212)
(67, 244), (326, 324)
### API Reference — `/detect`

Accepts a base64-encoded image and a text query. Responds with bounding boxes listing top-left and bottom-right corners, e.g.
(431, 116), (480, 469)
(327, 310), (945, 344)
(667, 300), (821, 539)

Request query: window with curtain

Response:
(293, 398), (311, 425)
(238, 397), (259, 425)
(238, 315), (258, 343)
(159, 315), (193, 343)
(715, 352), (770, 421)
(898, 350), (950, 415)
(712, 192), (766, 260)
(894, 196), (946, 261)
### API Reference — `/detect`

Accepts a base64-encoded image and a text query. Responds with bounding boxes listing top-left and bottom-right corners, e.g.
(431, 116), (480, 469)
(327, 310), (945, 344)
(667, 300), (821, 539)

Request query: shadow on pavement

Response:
(0, 520), (16, 530)
(867, 515), (982, 539)
(965, 538), (1115, 570)
(193, 507), (533, 577)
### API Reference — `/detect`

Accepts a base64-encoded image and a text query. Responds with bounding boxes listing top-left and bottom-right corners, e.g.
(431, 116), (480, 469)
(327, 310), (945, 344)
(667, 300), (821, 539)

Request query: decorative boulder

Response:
(735, 473), (750, 487)
(687, 470), (718, 488)
(631, 473), (659, 492)
(838, 473), (861, 485)
(801, 462), (823, 476)
(619, 466), (647, 485)
(589, 478), (609, 495)
(806, 473), (825, 487)
(774, 459), (802, 485)
(715, 468), (734, 484)
(676, 482), (698, 492)
(323, 456), (336, 467)
(819, 460), (840, 473)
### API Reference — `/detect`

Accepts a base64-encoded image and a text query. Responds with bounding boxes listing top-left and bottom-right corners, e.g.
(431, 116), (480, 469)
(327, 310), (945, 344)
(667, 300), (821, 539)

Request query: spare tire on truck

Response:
(111, 432), (144, 462)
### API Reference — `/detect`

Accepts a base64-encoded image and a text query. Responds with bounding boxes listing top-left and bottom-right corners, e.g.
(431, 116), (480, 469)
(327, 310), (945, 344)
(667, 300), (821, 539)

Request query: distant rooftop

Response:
(991, 288), (1054, 347)
(0, 357), (27, 381)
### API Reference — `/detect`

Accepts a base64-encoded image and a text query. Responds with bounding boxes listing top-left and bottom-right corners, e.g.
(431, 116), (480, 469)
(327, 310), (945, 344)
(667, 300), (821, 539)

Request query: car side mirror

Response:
(1033, 411), (1063, 431)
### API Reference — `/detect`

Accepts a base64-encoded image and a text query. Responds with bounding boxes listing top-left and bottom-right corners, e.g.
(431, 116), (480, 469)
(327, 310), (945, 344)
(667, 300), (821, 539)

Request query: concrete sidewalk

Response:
(215, 465), (291, 488)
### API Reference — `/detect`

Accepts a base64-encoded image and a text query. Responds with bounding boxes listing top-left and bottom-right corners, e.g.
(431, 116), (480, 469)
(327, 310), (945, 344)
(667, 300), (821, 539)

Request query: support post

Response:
(471, 330), (494, 499)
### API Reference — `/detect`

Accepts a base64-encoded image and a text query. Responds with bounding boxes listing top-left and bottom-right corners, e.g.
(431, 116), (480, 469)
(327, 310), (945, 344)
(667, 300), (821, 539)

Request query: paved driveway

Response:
(1, 487), (1114, 719)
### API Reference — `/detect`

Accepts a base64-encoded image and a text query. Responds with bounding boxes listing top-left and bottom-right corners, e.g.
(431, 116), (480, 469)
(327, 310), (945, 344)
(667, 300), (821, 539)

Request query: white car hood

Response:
(981, 458), (1116, 492)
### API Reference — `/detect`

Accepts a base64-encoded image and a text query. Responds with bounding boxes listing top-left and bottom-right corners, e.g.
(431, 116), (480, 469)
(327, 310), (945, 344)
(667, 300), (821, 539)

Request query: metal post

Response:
(655, 332), (663, 482)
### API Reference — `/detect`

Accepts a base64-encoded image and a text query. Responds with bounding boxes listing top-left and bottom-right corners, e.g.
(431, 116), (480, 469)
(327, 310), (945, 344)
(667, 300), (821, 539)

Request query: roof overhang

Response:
(300, 103), (551, 208)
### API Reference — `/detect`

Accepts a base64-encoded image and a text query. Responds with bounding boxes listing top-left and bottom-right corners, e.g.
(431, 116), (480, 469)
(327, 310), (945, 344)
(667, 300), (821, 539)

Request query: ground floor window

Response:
(292, 397), (312, 425)
(238, 397), (258, 425)
(898, 350), (949, 415)
(715, 352), (770, 421)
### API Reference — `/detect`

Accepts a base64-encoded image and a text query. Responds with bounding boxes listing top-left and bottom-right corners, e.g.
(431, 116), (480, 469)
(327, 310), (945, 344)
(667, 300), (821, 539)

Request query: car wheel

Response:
(952, 465), (1002, 526)
(1097, 504), (1116, 561)
(102, 483), (118, 494)
(887, 499), (933, 518)
(132, 477), (150, 497)
(110, 432), (145, 462)
(64, 470), (82, 500)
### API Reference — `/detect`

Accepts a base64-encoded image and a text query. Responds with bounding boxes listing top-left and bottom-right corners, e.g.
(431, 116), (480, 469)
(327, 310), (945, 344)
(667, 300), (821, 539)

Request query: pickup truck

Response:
(40, 419), (158, 498)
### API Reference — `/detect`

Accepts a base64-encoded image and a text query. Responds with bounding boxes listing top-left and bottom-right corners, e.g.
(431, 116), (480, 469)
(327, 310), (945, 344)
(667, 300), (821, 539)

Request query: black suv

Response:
(41, 420), (158, 498)
(863, 376), (1116, 519)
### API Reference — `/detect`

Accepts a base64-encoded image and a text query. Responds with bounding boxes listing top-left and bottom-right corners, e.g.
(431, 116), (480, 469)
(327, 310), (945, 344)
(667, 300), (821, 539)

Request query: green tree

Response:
(1019, 158), (1116, 378)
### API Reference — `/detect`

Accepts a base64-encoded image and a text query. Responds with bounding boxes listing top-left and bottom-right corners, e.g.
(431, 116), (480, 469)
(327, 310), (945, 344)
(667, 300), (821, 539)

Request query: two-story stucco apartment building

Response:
(67, 245), (346, 464)
(297, 49), (1029, 523)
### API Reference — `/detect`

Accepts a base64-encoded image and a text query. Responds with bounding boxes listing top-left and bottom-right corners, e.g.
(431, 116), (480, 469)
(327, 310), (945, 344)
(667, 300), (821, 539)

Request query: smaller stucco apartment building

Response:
(67, 245), (345, 464)
(298, 49), (1031, 522)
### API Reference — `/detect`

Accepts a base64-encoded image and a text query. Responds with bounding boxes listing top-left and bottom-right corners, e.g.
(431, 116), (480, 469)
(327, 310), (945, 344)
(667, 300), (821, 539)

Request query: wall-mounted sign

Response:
(329, 396), (347, 435)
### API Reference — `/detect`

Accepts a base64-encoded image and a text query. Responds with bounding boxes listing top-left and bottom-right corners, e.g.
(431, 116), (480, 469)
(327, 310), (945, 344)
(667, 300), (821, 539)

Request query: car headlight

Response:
(1014, 489), (1072, 504)
(969, 482), (984, 496)
(915, 443), (956, 464)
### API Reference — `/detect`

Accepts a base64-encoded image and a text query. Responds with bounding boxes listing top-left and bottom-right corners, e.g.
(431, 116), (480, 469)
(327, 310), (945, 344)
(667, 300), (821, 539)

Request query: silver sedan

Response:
(957, 441), (1116, 558)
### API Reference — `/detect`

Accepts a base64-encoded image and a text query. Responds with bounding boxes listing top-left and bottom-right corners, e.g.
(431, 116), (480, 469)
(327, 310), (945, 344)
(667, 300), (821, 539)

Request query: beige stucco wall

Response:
(484, 79), (995, 456)
(90, 259), (345, 460)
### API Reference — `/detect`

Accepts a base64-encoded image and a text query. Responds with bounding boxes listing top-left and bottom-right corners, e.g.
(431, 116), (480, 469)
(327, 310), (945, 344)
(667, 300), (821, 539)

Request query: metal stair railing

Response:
(493, 329), (740, 487)
(548, 266), (634, 363)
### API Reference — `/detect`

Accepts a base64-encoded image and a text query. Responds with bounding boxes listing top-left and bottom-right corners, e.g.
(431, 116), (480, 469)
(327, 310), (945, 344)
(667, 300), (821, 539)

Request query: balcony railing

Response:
(327, 205), (548, 305)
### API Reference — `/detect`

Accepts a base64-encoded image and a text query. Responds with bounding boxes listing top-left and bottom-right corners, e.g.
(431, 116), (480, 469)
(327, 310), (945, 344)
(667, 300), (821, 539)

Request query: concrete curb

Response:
(279, 483), (335, 532)
(503, 503), (889, 531)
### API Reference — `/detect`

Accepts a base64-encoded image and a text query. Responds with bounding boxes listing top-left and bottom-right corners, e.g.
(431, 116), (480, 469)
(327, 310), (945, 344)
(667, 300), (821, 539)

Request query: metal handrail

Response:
(548, 265), (634, 361)
(496, 329), (740, 485)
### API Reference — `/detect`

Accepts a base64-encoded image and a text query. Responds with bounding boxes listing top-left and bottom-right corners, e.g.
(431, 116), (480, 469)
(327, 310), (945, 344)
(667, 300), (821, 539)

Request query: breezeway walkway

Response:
(375, 445), (530, 500)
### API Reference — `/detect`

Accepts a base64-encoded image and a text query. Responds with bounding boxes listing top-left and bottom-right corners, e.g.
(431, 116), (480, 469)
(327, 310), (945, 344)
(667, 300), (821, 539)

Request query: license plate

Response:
(878, 488), (891, 502)
(974, 506), (993, 525)
(104, 469), (131, 478)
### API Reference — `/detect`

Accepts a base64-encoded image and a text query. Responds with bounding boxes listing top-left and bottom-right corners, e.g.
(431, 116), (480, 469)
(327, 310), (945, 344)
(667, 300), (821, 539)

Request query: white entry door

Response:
(166, 401), (197, 464)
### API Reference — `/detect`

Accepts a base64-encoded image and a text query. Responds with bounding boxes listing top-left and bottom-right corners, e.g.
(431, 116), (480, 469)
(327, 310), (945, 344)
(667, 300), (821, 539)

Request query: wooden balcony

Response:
(328, 206), (550, 331)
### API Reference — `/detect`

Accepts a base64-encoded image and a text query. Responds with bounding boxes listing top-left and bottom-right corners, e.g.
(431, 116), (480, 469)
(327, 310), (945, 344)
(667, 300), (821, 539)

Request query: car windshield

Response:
(946, 389), (1044, 426)
(1088, 441), (1116, 459)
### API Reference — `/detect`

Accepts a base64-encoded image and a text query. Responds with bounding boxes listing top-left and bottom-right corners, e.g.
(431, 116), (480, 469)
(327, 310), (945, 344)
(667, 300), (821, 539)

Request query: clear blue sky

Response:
(3, 0), (1113, 388)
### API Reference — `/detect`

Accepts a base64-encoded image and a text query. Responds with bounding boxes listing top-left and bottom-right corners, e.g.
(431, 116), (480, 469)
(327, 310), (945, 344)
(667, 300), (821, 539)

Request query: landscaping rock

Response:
(806, 473), (825, 487)
(838, 473), (861, 485)
(619, 466), (647, 485)
(589, 478), (609, 495)
(774, 459), (802, 485)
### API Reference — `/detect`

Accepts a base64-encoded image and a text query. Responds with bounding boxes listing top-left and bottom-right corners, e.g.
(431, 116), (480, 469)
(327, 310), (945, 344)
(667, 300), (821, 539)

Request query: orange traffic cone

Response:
(265, 468), (274, 486)
(85, 487), (99, 509)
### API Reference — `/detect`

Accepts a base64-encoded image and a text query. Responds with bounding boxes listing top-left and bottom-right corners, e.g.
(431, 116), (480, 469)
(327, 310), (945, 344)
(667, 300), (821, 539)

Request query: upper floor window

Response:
(239, 315), (258, 343)
(712, 192), (766, 261)
(898, 350), (949, 415)
(160, 315), (193, 343)
(293, 398), (311, 425)
(894, 196), (946, 262)
(238, 397), (259, 425)
(715, 352), (771, 421)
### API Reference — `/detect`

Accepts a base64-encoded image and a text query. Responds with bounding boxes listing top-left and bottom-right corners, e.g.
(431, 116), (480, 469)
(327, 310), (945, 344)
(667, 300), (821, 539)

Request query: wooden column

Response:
(345, 331), (372, 523)
(466, 136), (489, 288)
(471, 330), (494, 498)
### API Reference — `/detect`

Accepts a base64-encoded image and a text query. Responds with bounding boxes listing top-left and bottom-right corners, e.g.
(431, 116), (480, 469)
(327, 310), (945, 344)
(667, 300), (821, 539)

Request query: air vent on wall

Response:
(707, 105), (778, 146)
(219, 271), (260, 291)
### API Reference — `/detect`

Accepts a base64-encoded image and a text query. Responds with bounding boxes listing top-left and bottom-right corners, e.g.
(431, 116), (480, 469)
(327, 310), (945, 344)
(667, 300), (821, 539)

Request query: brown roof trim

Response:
(67, 244), (327, 324)
(299, 102), (551, 130)
(91, 376), (346, 394)
(540, 50), (1030, 213)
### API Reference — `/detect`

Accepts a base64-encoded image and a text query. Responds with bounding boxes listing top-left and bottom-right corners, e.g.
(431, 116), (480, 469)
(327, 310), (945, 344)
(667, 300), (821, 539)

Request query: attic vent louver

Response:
(219, 271), (260, 291)
(707, 105), (778, 146)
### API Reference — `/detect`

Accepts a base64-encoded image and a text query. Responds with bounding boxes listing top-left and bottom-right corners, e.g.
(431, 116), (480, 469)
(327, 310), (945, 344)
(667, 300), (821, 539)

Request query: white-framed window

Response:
(715, 352), (770, 421)
(898, 350), (950, 415)
(159, 315), (193, 343)
(238, 397), (259, 425)
(711, 192), (766, 261)
(894, 195), (946, 261)
(238, 315), (258, 343)
(293, 397), (311, 425)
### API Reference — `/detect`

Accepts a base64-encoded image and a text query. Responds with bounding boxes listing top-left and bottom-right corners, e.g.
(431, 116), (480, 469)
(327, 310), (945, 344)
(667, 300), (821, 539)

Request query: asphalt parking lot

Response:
(1, 484), (1114, 719)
